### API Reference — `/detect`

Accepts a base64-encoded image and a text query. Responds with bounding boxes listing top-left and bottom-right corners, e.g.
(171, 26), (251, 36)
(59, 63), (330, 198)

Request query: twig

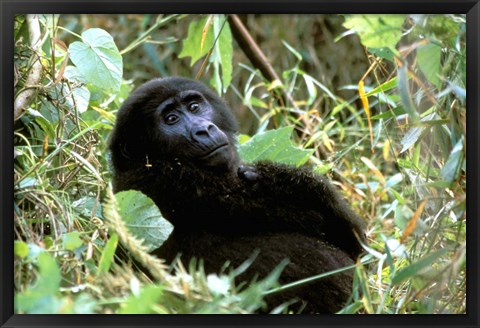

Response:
(14, 14), (44, 121)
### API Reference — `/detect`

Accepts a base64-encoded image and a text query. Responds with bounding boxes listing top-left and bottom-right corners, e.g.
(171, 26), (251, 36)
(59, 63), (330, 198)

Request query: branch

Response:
(228, 15), (328, 160)
(14, 14), (44, 121)
(228, 14), (298, 110)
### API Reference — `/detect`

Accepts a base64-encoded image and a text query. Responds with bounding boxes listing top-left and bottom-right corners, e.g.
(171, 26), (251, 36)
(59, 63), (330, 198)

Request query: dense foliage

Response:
(13, 14), (466, 314)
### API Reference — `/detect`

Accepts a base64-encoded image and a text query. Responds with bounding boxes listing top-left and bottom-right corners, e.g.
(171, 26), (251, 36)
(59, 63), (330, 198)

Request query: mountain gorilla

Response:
(108, 77), (366, 314)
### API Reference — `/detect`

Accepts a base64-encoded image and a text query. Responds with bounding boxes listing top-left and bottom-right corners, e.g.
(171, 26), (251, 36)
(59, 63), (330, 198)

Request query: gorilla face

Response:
(153, 90), (233, 168)
(110, 77), (240, 173)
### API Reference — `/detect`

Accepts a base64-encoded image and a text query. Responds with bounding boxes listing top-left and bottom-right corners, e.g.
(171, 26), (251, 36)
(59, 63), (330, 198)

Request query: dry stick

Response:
(14, 14), (44, 121)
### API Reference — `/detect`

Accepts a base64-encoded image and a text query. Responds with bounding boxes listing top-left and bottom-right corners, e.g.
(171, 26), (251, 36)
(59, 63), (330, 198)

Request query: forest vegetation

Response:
(13, 14), (466, 314)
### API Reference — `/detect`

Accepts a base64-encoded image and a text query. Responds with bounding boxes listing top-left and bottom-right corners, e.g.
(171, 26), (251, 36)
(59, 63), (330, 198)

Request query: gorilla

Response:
(108, 77), (366, 314)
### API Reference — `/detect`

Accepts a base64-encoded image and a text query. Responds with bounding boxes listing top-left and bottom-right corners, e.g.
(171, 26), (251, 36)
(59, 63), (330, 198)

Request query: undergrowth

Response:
(13, 14), (466, 314)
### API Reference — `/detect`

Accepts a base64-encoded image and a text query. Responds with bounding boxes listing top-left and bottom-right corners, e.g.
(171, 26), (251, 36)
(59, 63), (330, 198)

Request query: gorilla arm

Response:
(238, 162), (366, 258)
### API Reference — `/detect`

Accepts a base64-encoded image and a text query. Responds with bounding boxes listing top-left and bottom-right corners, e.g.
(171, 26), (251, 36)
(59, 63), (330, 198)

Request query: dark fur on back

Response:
(108, 77), (366, 314)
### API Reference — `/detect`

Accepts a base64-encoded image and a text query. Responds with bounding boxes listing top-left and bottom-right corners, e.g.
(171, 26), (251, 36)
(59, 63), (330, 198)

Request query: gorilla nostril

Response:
(193, 124), (215, 140)
(193, 128), (209, 140)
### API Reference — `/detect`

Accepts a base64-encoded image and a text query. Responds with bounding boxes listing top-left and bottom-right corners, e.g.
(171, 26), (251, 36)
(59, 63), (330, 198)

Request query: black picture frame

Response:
(2, 1), (479, 327)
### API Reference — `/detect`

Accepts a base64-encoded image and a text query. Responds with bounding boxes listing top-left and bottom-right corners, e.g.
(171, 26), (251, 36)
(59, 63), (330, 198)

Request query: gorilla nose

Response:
(191, 123), (215, 141)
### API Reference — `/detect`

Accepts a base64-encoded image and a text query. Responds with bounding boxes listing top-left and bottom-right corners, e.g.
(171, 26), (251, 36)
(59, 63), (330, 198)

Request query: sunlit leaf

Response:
(98, 233), (118, 274)
(115, 190), (173, 252)
(117, 284), (165, 314)
(343, 15), (406, 52)
(14, 240), (29, 258)
(68, 28), (123, 92)
(365, 77), (398, 97)
(238, 127), (313, 166)
(62, 231), (83, 251)
(179, 16), (213, 66)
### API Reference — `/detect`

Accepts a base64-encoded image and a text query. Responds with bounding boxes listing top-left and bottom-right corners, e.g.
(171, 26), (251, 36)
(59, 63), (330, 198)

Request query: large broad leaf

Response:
(417, 43), (442, 89)
(238, 126), (313, 166)
(115, 190), (173, 252)
(343, 15), (406, 52)
(68, 28), (123, 92)
(213, 16), (233, 92)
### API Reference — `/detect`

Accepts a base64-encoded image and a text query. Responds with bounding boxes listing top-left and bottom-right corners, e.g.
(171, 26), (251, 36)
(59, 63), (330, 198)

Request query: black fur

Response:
(108, 77), (366, 314)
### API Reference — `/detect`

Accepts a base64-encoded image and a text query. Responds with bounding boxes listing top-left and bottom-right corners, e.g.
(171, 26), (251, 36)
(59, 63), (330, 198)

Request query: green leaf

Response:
(368, 47), (395, 61)
(400, 113), (436, 153)
(400, 126), (425, 153)
(98, 233), (119, 274)
(62, 231), (83, 251)
(394, 204), (414, 230)
(238, 134), (251, 144)
(313, 163), (334, 175)
(179, 16), (212, 66)
(392, 248), (450, 285)
(215, 16), (233, 92)
(441, 137), (464, 183)
(44, 236), (54, 249)
(302, 74), (317, 105)
(15, 252), (62, 314)
(68, 28), (123, 92)
(115, 190), (173, 252)
(14, 240), (29, 258)
(282, 40), (302, 61)
(238, 127), (313, 166)
(397, 63), (420, 123)
(343, 15), (406, 52)
(180, 16), (232, 93)
(26, 109), (56, 140)
(417, 43), (442, 89)
(36, 252), (62, 294)
(370, 107), (406, 120)
(365, 77), (398, 97)
(64, 66), (91, 113)
(117, 284), (165, 314)
(72, 196), (103, 219)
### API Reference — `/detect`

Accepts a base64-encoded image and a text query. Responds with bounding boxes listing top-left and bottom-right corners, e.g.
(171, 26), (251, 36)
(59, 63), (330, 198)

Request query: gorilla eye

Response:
(188, 102), (199, 112)
(165, 114), (179, 125)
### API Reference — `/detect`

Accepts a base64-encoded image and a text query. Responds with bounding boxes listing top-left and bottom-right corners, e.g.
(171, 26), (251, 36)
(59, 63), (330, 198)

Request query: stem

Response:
(14, 14), (44, 121)
(120, 14), (182, 56)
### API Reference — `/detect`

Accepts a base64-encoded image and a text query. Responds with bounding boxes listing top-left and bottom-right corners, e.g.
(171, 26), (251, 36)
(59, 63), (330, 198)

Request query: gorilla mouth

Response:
(200, 143), (229, 159)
